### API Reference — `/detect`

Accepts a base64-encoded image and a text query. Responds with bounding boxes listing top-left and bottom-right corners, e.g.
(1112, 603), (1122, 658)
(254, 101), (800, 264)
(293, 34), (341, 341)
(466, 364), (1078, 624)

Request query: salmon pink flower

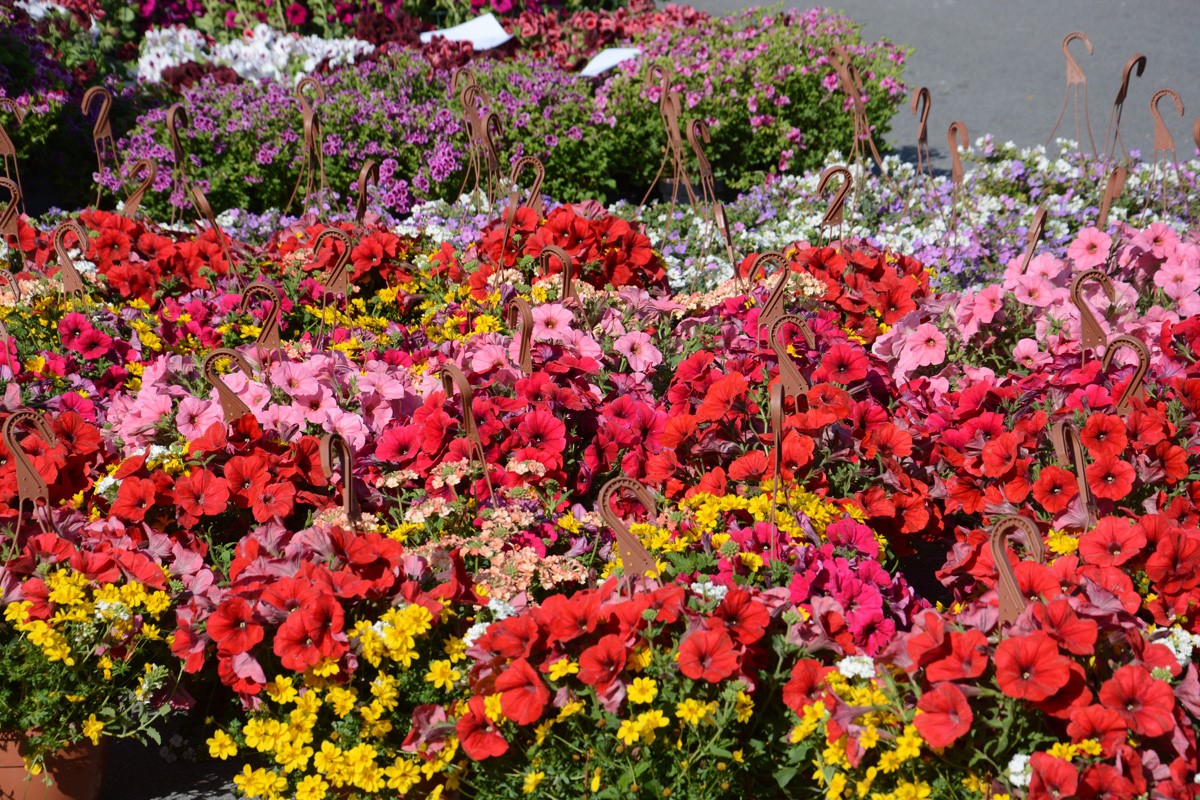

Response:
(1067, 227), (1111, 270)
(531, 303), (573, 342)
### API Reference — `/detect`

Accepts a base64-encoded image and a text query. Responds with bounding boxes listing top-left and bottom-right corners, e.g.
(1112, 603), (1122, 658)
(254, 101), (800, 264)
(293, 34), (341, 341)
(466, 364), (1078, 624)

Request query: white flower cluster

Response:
(1161, 626), (1200, 667)
(835, 654), (876, 680)
(14, 0), (63, 20)
(690, 580), (728, 602)
(136, 24), (374, 85)
(1006, 753), (1032, 788)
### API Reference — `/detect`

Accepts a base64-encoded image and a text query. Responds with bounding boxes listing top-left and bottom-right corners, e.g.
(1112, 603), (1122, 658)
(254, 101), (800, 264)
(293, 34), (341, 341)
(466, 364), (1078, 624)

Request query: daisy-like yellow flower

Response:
(424, 660), (461, 691)
(627, 677), (657, 704)
(522, 770), (546, 795)
(207, 729), (238, 760)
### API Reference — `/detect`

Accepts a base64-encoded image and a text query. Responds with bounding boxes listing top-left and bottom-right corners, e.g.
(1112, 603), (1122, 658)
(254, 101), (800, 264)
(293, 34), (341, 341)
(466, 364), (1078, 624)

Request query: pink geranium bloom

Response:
(176, 396), (225, 441)
(531, 304), (573, 343)
(1013, 338), (1052, 370)
(903, 323), (947, 368)
(613, 331), (662, 373)
(1067, 227), (1111, 270)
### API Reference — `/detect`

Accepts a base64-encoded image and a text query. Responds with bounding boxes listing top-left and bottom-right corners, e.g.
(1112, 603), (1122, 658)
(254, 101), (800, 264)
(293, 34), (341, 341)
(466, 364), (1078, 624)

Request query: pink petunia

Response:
(531, 304), (573, 343)
(1132, 222), (1178, 259)
(1013, 338), (1052, 370)
(295, 386), (339, 425)
(903, 323), (947, 368)
(473, 343), (515, 376)
(1067, 227), (1112, 270)
(613, 331), (662, 373)
(270, 360), (319, 398)
(1025, 253), (1065, 282)
(1012, 272), (1059, 308)
(1153, 259), (1200, 302)
(176, 396), (225, 441)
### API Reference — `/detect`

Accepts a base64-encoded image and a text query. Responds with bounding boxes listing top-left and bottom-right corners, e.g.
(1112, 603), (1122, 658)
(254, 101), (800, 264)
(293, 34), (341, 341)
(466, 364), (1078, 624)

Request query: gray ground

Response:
(98, 2), (1200, 798)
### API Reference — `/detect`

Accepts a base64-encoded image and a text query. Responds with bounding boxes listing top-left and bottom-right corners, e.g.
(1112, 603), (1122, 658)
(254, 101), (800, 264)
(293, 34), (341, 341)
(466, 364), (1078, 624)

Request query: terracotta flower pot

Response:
(0, 732), (108, 800)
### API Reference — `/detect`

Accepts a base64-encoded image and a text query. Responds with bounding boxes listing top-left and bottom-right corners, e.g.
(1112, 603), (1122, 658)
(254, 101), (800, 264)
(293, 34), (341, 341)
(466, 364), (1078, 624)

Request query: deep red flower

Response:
(273, 593), (345, 673)
(1098, 665), (1176, 738)
(224, 454), (270, 507)
(914, 682), (973, 749)
(862, 422), (913, 460)
(994, 632), (1072, 701)
(1032, 599), (1098, 656)
(815, 344), (868, 385)
(1078, 764), (1136, 800)
(708, 588), (770, 646)
(1028, 753), (1078, 800)
(478, 615), (541, 661)
(1080, 413), (1128, 460)
(251, 481), (296, 522)
(1145, 528), (1200, 595)
(535, 592), (600, 645)
(695, 373), (748, 422)
(578, 634), (627, 692)
(925, 629), (988, 682)
(206, 597), (263, 655)
(110, 476), (157, 522)
(1067, 704), (1128, 756)
(783, 658), (833, 713)
(49, 411), (101, 457)
(456, 696), (509, 760)
(981, 432), (1020, 478)
(174, 468), (230, 520)
(678, 629), (739, 683)
(1152, 441), (1189, 484)
(728, 450), (769, 481)
(1078, 516), (1146, 567)
(494, 658), (551, 726)
(1032, 466), (1080, 514)
(1085, 456), (1135, 501)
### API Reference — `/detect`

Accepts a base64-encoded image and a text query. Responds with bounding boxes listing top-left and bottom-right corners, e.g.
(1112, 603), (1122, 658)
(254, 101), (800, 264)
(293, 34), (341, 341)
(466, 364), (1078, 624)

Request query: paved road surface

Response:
(98, 2), (1199, 798)
(694, 0), (1200, 169)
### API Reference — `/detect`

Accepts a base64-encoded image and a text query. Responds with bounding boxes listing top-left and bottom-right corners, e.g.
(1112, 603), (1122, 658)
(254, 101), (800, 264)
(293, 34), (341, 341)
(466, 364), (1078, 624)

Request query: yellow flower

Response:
(590, 768), (602, 792)
(635, 709), (669, 744)
(628, 677), (657, 704)
(443, 637), (467, 663)
(81, 715), (104, 746)
(1046, 528), (1079, 556)
(267, 676), (298, 705)
(548, 659), (579, 681)
(522, 770), (546, 795)
(295, 774), (329, 800)
(326, 687), (358, 718)
(385, 758), (422, 793)
(1047, 742), (1079, 760)
(1076, 739), (1103, 757)
(484, 694), (504, 723)
(424, 660), (461, 691)
(556, 701), (585, 721)
(893, 779), (932, 800)
(616, 719), (641, 746)
(207, 730), (238, 760)
(675, 698), (717, 726)
(734, 690), (754, 722)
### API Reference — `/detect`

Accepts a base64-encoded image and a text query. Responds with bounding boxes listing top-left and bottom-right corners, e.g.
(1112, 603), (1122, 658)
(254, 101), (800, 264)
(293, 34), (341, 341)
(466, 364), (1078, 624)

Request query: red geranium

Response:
(494, 658), (551, 726)
(994, 632), (1072, 702)
(914, 681), (973, 748)
(678, 629), (739, 683)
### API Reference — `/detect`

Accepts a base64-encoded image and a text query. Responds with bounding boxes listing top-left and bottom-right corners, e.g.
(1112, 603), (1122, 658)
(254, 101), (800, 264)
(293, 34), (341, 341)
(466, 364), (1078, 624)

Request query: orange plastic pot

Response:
(0, 731), (107, 800)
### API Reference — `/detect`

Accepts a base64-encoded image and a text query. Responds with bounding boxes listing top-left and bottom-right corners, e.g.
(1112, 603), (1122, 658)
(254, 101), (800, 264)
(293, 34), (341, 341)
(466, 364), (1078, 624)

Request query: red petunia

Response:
(728, 450), (769, 481)
(1152, 441), (1189, 484)
(980, 432), (1020, 478)
(1078, 516), (1146, 567)
(494, 658), (550, 726)
(994, 632), (1072, 702)
(174, 468), (230, 521)
(1078, 764), (1136, 800)
(862, 422), (913, 460)
(1028, 753), (1078, 800)
(1032, 465), (1079, 514)
(695, 373), (748, 423)
(914, 682), (973, 749)
(815, 344), (868, 385)
(223, 454), (270, 507)
(1080, 413), (1128, 460)
(1067, 704), (1128, 757)
(678, 629), (739, 683)
(456, 696), (509, 760)
(1033, 599), (1098, 656)
(251, 481), (296, 522)
(783, 659), (833, 714)
(1098, 665), (1176, 738)
(206, 597), (263, 655)
(708, 588), (770, 646)
(925, 630), (988, 682)
(110, 476), (157, 523)
(535, 592), (600, 645)
(1085, 456), (1135, 501)
(478, 615), (541, 661)
(578, 635), (627, 692)
(273, 593), (345, 673)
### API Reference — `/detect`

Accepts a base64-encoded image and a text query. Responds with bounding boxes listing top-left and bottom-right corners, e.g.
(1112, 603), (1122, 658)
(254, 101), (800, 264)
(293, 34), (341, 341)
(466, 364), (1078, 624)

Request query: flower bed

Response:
(2, 161), (1200, 797)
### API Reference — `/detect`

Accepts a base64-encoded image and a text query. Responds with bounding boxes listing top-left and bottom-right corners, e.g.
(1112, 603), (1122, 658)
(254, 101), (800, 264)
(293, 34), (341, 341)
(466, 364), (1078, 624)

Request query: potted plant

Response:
(0, 550), (183, 799)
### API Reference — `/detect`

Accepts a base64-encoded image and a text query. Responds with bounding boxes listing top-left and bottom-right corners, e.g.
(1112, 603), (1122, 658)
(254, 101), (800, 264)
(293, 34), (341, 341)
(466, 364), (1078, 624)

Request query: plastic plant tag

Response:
(420, 14), (512, 50)
(580, 48), (641, 77)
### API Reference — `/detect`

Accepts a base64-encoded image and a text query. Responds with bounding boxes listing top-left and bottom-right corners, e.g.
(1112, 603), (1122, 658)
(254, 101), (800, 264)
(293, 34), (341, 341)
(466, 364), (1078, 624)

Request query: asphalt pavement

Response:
(97, 3), (1200, 799)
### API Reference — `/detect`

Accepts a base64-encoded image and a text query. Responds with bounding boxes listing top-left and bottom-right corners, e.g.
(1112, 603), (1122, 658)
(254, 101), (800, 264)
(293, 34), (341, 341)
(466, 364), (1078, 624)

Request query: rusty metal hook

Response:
(769, 314), (815, 403)
(82, 86), (122, 206)
(201, 348), (255, 423)
(910, 87), (932, 180)
(596, 476), (660, 590)
(1017, 205), (1048, 276)
(0, 177), (19, 243)
(53, 219), (89, 303)
(506, 298), (534, 376)
(1148, 89), (1187, 218)
(1069, 269), (1116, 362)
(0, 268), (19, 305)
(816, 165), (852, 241)
(1096, 165), (1128, 229)
(1049, 420), (1096, 528)
(1100, 334), (1150, 414)
(191, 185), (241, 289)
(312, 228), (352, 296)
(0, 99), (25, 215)
(354, 160), (379, 228)
(320, 431), (360, 525)
(2, 409), (59, 535)
(1046, 32), (1096, 155)
(500, 156), (545, 258)
(990, 515), (1045, 627)
(238, 280), (283, 355)
(439, 362), (495, 500)
(1104, 52), (1147, 160)
(120, 159), (157, 219)
(538, 244), (576, 302)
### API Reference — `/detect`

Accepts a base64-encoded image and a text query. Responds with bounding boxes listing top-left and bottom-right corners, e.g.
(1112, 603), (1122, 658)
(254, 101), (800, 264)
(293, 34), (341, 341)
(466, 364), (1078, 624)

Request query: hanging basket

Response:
(0, 731), (108, 800)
